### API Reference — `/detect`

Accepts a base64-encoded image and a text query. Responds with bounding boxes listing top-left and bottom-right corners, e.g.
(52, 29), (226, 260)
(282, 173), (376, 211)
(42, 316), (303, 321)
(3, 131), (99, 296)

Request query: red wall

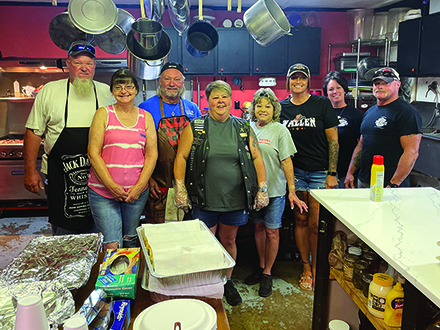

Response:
(0, 5), (351, 117)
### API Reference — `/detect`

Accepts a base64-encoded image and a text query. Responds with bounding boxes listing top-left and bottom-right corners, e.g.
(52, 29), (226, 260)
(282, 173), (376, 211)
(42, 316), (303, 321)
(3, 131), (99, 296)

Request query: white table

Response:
(310, 187), (440, 330)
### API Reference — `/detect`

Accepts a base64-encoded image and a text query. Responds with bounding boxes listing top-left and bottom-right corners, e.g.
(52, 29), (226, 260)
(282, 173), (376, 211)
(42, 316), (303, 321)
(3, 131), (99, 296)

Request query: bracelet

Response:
(327, 171), (337, 177)
(389, 183), (399, 188)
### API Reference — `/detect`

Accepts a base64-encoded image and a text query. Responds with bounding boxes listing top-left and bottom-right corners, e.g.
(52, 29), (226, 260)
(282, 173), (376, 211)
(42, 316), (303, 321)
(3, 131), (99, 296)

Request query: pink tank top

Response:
(88, 105), (147, 198)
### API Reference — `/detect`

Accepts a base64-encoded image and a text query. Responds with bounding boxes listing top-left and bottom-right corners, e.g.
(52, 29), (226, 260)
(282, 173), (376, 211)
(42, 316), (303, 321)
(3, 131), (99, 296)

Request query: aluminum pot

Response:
(185, 20), (219, 58)
(132, 18), (163, 50)
(94, 9), (135, 54)
(49, 12), (95, 51)
(243, 0), (290, 47)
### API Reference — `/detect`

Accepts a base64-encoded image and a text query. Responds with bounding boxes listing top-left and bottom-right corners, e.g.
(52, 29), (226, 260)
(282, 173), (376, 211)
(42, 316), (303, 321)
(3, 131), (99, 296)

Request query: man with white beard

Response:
(24, 41), (113, 235)
(138, 62), (200, 223)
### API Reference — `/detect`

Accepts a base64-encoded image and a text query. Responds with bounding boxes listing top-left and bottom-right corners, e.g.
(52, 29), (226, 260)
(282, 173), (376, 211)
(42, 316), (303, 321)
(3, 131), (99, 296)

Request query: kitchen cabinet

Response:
(163, 27), (181, 64)
(181, 43), (217, 75)
(286, 27), (321, 75)
(397, 12), (440, 76)
(252, 37), (287, 75)
(217, 28), (251, 75)
(311, 188), (440, 330)
(396, 18), (421, 76)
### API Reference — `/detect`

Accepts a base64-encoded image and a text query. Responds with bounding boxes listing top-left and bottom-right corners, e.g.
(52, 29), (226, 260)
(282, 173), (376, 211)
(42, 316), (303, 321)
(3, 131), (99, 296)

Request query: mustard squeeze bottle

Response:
(370, 155), (384, 202)
(384, 282), (404, 327)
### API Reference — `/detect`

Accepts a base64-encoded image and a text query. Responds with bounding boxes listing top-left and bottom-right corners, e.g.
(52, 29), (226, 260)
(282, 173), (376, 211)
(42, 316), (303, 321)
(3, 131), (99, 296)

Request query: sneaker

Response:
(244, 266), (263, 285)
(224, 280), (242, 306)
(259, 274), (273, 297)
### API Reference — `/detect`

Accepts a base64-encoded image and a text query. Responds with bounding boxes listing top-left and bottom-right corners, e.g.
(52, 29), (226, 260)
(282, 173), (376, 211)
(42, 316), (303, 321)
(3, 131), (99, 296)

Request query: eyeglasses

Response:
(69, 44), (95, 55)
(259, 92), (269, 97)
(113, 85), (136, 92)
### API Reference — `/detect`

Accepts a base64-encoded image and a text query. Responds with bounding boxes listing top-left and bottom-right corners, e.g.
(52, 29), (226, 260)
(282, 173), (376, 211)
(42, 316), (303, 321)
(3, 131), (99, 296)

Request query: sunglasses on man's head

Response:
(70, 44), (95, 55)
(374, 70), (396, 78)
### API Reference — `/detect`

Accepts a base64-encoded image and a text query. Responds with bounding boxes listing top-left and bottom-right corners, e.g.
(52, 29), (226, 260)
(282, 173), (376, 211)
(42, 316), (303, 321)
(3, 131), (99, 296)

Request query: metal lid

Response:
(348, 246), (362, 256)
(68, 0), (118, 34)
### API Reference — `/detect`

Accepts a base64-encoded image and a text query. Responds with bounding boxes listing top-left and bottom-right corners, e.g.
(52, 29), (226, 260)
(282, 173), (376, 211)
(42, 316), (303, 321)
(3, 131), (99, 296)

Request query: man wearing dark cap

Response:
(138, 62), (201, 223)
(24, 41), (113, 235)
(345, 67), (422, 188)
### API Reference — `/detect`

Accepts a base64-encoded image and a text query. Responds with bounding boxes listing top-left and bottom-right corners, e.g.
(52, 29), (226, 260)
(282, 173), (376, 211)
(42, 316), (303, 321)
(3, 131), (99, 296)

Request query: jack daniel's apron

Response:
(145, 97), (190, 223)
(47, 81), (98, 231)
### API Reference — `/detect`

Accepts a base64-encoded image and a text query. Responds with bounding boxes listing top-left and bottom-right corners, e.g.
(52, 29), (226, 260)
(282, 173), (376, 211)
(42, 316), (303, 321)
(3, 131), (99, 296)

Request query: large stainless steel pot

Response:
(243, 0), (290, 47)
(166, 0), (190, 35)
(94, 9), (135, 54)
(126, 29), (171, 80)
(49, 12), (95, 51)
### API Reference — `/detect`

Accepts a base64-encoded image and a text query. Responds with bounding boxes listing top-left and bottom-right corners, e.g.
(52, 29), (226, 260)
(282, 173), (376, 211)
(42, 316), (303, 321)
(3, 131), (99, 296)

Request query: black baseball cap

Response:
(287, 63), (310, 79)
(160, 62), (184, 75)
(372, 67), (400, 83)
(68, 41), (96, 58)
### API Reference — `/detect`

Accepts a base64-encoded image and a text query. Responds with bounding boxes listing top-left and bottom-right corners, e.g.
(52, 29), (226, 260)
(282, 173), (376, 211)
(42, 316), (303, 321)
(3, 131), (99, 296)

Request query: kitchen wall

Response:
(0, 5), (351, 117)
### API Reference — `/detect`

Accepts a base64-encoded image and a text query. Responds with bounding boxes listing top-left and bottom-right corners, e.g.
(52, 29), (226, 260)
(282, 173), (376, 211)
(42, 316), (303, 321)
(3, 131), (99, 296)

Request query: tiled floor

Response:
(0, 215), (314, 329)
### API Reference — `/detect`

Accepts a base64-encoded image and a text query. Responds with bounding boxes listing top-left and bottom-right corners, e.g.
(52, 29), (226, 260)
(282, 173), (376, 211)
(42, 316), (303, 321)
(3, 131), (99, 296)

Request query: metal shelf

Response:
(328, 38), (394, 108)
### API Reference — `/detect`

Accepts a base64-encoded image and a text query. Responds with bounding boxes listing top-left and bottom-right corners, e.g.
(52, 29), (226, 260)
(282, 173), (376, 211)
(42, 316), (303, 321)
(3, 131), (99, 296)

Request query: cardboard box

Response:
(96, 248), (140, 299)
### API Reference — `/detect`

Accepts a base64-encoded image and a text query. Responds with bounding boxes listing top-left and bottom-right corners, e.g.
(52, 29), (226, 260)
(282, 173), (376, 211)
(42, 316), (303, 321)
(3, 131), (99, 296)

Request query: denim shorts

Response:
(192, 207), (248, 229)
(250, 196), (285, 229)
(294, 167), (327, 191)
(88, 187), (149, 248)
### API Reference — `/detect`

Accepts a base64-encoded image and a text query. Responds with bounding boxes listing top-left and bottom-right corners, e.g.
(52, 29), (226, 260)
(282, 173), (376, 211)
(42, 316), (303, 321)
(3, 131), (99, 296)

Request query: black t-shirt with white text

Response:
(280, 95), (339, 171)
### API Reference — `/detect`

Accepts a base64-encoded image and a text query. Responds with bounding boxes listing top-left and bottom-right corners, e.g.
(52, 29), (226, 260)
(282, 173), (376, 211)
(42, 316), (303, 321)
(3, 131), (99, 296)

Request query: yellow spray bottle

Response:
(384, 282), (404, 327)
(370, 155), (384, 202)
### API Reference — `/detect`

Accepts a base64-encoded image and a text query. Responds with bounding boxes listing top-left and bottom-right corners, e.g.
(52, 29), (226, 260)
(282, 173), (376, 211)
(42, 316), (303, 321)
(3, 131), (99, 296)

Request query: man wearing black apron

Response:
(138, 62), (201, 223)
(24, 41), (114, 235)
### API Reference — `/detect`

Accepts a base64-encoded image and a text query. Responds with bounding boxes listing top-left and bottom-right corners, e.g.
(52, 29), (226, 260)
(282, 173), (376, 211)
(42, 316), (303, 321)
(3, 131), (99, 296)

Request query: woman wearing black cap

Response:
(280, 63), (339, 290)
(323, 71), (363, 188)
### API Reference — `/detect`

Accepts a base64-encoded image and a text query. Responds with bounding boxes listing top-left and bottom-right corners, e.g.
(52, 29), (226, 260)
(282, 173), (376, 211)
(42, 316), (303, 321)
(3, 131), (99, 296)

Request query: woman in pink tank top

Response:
(88, 69), (158, 250)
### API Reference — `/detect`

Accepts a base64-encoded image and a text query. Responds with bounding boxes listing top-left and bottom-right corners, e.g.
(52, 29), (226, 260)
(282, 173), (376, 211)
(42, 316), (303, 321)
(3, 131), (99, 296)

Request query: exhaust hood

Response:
(0, 57), (127, 73)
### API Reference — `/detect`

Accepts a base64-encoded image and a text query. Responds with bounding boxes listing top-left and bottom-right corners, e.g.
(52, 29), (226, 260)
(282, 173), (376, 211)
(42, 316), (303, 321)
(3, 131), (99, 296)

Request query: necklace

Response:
(170, 102), (180, 116)
(337, 106), (347, 120)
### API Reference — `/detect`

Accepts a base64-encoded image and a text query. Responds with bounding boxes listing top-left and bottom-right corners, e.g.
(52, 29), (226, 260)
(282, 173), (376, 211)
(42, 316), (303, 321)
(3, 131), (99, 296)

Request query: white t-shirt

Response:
(251, 121), (297, 198)
(25, 78), (114, 174)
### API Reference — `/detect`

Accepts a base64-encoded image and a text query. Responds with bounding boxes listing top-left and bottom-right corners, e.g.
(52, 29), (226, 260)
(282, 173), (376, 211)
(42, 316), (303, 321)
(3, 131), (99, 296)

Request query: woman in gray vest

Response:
(174, 80), (269, 306)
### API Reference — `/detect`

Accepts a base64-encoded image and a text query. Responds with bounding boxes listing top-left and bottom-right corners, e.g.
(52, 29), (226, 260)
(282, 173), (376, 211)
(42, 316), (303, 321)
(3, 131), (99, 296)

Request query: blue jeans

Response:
(88, 188), (149, 248)
(250, 196), (285, 229)
(192, 207), (248, 229)
(294, 167), (327, 191)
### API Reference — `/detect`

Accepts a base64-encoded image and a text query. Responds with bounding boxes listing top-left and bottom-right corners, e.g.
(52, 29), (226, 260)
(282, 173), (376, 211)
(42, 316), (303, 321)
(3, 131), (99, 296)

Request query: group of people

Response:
(23, 40), (422, 307)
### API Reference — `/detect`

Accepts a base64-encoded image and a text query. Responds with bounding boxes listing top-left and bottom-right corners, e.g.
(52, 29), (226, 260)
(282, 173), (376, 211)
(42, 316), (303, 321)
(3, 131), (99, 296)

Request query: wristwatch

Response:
(327, 171), (337, 177)
(258, 186), (268, 193)
(389, 183), (399, 188)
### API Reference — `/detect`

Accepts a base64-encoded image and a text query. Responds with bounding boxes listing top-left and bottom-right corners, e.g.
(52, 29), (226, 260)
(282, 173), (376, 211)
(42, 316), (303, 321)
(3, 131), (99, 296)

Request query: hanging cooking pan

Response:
(185, 0), (219, 58)
(131, 18), (163, 51)
(144, 0), (153, 19)
(94, 9), (135, 54)
(49, 12), (95, 51)
(68, 0), (118, 34)
(152, 0), (165, 23)
(166, 0), (190, 35)
(243, 0), (291, 47)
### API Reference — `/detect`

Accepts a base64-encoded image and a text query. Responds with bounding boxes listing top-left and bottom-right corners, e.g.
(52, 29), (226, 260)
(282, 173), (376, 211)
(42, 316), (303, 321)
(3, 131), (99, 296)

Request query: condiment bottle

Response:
(384, 282), (404, 327)
(370, 155), (384, 202)
(13, 79), (20, 97)
(368, 273), (394, 318)
(353, 259), (369, 290)
(343, 254), (358, 282)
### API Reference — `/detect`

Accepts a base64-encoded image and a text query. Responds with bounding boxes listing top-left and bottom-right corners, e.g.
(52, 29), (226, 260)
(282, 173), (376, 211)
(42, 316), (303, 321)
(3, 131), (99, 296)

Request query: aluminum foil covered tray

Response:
(0, 233), (103, 290)
(137, 220), (235, 290)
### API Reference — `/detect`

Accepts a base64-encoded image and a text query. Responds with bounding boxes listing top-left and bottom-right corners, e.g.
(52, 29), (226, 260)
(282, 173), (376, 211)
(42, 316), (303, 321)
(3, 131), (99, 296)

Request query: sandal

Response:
(299, 271), (314, 291)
